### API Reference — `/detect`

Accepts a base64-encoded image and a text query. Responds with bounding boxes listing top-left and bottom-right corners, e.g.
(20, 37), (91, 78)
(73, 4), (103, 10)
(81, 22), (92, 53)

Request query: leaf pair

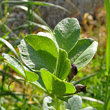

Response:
(53, 18), (98, 69)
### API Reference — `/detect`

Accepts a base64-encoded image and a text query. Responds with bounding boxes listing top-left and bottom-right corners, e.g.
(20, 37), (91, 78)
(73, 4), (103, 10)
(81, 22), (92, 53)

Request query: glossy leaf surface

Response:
(41, 69), (76, 96)
(18, 34), (58, 72)
(3, 53), (25, 77)
(53, 18), (80, 53)
(56, 49), (70, 79)
(68, 39), (98, 69)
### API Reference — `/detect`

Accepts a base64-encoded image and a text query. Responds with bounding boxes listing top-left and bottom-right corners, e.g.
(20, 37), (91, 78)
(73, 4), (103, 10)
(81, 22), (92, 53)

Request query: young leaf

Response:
(3, 53), (25, 77)
(24, 34), (58, 60)
(65, 95), (82, 110)
(41, 68), (76, 96)
(18, 38), (57, 73)
(24, 34), (58, 72)
(25, 70), (39, 82)
(65, 95), (95, 110)
(37, 32), (59, 49)
(53, 18), (80, 53)
(68, 39), (98, 69)
(56, 49), (71, 80)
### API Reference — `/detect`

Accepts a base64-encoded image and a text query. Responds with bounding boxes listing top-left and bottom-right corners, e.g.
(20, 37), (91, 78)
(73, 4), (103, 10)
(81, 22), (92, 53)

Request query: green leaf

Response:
(41, 69), (76, 96)
(53, 18), (80, 53)
(0, 105), (6, 110)
(25, 70), (39, 82)
(24, 34), (58, 60)
(37, 32), (53, 40)
(3, 53), (25, 77)
(37, 32), (59, 49)
(31, 72), (46, 92)
(0, 32), (10, 48)
(32, 80), (46, 93)
(28, 21), (52, 33)
(56, 49), (71, 80)
(0, 38), (19, 59)
(18, 36), (58, 72)
(66, 95), (82, 110)
(68, 39), (98, 69)
(2, 1), (69, 12)
(66, 95), (96, 110)
(13, 21), (52, 33)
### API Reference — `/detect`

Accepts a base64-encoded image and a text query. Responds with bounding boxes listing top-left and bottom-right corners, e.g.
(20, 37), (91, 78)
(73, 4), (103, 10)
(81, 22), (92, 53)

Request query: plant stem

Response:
(61, 101), (66, 110)
(55, 98), (61, 110)
(104, 0), (110, 109)
(4, 0), (8, 15)
(73, 72), (98, 85)
(27, 0), (33, 34)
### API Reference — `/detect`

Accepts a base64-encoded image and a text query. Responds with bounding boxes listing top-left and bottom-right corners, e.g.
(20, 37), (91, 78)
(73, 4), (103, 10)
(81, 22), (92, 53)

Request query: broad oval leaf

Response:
(37, 32), (59, 50)
(3, 53), (25, 77)
(18, 36), (58, 72)
(24, 34), (58, 60)
(68, 39), (98, 69)
(41, 68), (76, 96)
(56, 49), (71, 80)
(53, 18), (80, 53)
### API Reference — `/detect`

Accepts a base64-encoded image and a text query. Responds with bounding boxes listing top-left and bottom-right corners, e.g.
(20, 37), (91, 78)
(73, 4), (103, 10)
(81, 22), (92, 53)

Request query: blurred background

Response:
(0, 0), (107, 110)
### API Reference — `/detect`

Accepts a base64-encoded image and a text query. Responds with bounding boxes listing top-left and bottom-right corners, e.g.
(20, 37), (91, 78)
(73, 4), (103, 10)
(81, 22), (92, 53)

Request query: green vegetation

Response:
(0, 0), (109, 110)
(104, 0), (110, 109)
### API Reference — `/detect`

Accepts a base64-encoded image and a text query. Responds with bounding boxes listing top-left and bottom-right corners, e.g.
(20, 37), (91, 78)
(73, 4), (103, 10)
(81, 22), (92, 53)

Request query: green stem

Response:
(104, 0), (110, 109)
(27, 0), (33, 34)
(61, 101), (66, 110)
(4, 0), (8, 15)
(55, 98), (61, 110)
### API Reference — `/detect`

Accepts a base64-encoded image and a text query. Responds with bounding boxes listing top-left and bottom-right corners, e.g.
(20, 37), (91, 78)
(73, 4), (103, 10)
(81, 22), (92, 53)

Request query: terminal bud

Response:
(68, 64), (78, 82)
